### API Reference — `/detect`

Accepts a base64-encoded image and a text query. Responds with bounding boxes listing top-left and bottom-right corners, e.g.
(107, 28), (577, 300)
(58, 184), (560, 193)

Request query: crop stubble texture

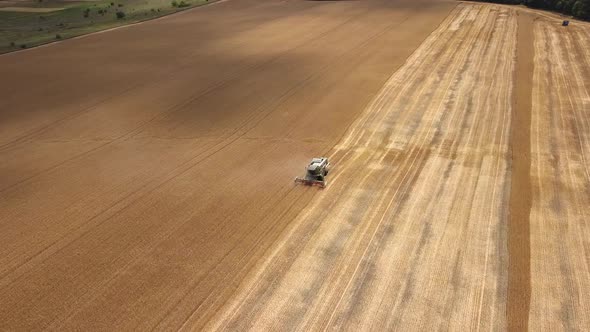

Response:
(529, 16), (590, 330)
(2, 0), (589, 330)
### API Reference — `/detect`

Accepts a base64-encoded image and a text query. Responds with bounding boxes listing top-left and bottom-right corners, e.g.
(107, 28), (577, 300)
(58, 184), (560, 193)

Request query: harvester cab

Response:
(295, 157), (330, 188)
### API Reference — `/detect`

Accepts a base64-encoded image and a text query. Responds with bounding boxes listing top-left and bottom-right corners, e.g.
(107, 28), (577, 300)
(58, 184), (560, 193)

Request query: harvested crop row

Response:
(529, 18), (590, 330)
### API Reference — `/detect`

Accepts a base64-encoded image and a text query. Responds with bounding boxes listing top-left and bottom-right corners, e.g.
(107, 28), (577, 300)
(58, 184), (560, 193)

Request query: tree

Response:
(572, 0), (590, 19)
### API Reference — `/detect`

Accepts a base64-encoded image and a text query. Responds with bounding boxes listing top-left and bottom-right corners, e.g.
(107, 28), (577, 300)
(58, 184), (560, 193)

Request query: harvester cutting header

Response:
(295, 157), (330, 188)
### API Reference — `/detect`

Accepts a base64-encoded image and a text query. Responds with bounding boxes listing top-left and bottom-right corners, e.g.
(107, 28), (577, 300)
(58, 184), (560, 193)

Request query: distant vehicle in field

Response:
(563, 20), (570, 26)
(295, 157), (330, 188)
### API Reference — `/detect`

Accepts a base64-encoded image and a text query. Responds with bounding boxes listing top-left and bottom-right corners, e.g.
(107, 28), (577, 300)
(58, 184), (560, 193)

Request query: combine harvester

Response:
(295, 157), (330, 188)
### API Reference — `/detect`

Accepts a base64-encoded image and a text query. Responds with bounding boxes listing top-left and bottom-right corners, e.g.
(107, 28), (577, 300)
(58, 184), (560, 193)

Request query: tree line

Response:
(477, 0), (590, 20)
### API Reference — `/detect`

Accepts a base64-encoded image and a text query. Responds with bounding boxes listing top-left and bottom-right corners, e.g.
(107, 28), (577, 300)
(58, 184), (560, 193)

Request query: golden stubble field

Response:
(0, 0), (589, 330)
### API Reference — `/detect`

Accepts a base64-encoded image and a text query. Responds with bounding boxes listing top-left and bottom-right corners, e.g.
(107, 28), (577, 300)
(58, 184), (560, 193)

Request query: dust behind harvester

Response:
(295, 157), (330, 188)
